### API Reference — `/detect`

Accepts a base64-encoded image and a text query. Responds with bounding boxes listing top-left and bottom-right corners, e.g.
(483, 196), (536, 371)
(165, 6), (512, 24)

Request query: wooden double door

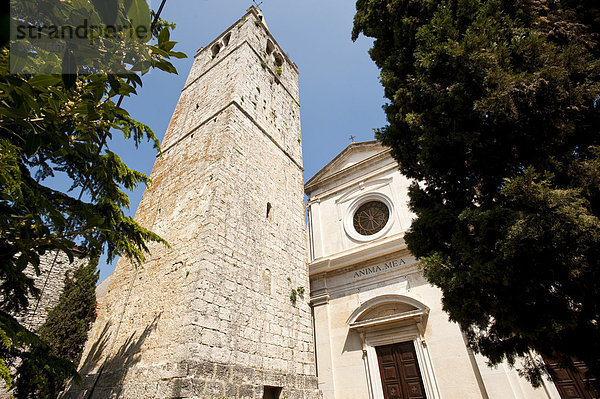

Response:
(376, 341), (427, 399)
(545, 358), (598, 399)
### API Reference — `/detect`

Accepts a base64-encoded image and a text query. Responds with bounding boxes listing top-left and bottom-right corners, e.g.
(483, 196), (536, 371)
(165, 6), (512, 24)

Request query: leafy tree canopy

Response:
(0, 0), (185, 393)
(353, 0), (600, 385)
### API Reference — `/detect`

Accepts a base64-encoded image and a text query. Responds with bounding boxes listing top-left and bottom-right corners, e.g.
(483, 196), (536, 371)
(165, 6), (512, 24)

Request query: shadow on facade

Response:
(65, 313), (162, 398)
(342, 329), (363, 354)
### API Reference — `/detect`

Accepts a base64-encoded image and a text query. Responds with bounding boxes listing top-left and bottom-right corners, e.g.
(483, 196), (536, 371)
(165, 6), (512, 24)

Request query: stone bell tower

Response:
(67, 7), (320, 399)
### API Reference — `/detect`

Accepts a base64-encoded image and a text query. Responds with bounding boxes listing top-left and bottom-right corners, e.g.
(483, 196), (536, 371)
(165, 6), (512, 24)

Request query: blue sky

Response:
(99, 0), (387, 281)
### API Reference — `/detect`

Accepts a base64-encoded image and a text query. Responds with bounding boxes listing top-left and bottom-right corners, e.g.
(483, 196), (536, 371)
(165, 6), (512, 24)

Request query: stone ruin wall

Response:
(16, 250), (87, 332)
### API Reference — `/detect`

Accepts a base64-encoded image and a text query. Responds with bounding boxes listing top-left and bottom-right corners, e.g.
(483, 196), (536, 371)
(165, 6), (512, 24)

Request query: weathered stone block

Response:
(237, 384), (256, 398)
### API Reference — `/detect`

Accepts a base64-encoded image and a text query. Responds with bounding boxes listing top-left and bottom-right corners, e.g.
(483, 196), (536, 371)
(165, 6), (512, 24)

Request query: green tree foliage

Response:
(19, 259), (99, 398)
(353, 0), (600, 386)
(0, 309), (75, 399)
(40, 260), (99, 364)
(0, 0), (185, 393)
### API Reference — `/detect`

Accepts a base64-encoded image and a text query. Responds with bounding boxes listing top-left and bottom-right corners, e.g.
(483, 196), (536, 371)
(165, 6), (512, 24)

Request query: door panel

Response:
(383, 365), (399, 380)
(545, 358), (598, 399)
(376, 341), (427, 399)
(384, 384), (403, 399)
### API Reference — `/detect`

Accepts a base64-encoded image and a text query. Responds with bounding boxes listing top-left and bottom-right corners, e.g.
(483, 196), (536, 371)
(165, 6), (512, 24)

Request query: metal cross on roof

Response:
(350, 135), (356, 143)
(253, 0), (264, 10)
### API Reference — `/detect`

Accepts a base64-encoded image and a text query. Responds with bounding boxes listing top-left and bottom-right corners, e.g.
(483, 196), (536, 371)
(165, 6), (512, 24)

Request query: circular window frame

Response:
(344, 193), (395, 242)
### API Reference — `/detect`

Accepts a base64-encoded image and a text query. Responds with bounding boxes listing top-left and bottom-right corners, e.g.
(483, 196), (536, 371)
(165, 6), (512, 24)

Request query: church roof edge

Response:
(305, 140), (389, 194)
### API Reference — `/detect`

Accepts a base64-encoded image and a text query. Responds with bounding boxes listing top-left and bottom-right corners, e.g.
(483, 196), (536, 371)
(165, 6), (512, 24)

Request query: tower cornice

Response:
(157, 100), (303, 171)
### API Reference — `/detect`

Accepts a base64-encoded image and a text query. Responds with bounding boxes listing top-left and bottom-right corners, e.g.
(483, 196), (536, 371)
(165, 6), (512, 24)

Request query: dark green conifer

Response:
(353, 0), (600, 386)
(39, 260), (99, 364)
(14, 259), (98, 399)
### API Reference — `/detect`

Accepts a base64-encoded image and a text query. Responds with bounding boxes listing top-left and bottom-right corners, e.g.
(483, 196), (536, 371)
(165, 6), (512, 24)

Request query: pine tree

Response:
(353, 0), (600, 386)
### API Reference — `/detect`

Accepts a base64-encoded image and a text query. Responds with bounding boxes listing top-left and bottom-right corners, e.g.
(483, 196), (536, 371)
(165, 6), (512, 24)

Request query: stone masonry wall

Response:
(15, 250), (86, 332)
(67, 7), (320, 399)
(162, 8), (302, 166)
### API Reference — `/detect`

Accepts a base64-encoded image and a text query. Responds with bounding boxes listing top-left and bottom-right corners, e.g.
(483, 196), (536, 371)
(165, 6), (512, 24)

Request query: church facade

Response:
(305, 141), (565, 399)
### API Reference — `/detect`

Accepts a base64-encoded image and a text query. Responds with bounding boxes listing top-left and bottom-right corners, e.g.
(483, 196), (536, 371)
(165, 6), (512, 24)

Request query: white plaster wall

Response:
(308, 147), (559, 399)
(474, 354), (560, 399)
(309, 166), (414, 261)
(337, 149), (382, 170)
(312, 266), (486, 399)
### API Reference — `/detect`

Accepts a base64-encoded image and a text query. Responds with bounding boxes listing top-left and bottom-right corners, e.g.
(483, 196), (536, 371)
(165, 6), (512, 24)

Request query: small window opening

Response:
(211, 43), (221, 57)
(266, 202), (272, 219)
(273, 52), (283, 67)
(263, 386), (282, 399)
(223, 32), (231, 46)
(266, 40), (274, 55)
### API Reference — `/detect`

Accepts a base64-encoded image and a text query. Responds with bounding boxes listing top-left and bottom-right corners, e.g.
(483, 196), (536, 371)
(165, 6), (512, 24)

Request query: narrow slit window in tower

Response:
(266, 202), (272, 220)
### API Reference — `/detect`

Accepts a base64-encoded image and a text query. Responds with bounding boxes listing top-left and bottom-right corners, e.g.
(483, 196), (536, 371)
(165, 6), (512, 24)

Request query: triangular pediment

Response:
(305, 141), (387, 191)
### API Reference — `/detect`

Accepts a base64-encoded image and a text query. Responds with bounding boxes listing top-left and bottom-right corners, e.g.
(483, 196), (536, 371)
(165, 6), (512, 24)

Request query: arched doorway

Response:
(347, 295), (441, 399)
